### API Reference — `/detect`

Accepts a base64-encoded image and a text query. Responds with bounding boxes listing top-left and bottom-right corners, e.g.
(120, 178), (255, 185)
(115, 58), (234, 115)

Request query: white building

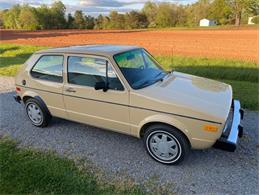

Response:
(248, 16), (255, 25)
(199, 18), (216, 27)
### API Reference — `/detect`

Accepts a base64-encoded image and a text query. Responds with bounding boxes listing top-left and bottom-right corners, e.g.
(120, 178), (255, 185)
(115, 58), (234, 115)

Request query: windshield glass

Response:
(113, 49), (166, 89)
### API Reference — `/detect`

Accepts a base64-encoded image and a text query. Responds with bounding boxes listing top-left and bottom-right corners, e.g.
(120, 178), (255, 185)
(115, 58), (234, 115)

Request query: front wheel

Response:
(144, 124), (190, 165)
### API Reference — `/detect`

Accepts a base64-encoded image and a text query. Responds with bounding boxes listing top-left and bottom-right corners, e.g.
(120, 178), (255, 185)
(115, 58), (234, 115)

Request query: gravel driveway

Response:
(0, 76), (258, 194)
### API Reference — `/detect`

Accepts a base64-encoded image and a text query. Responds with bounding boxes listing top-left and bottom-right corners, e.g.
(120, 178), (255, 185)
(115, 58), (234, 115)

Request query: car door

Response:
(28, 54), (66, 118)
(63, 54), (130, 134)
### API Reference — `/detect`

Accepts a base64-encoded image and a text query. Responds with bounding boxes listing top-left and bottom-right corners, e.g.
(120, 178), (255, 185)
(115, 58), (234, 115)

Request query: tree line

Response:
(0, 0), (258, 30)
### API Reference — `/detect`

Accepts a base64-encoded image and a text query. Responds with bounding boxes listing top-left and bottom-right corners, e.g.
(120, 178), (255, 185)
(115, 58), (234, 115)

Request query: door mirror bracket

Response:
(94, 60), (109, 92)
(95, 81), (108, 92)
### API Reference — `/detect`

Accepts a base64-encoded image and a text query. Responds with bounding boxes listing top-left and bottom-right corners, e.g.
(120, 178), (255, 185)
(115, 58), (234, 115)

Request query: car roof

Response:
(36, 44), (140, 57)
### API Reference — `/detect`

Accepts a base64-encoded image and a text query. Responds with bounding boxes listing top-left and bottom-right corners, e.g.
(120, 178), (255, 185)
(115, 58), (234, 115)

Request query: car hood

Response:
(131, 72), (232, 124)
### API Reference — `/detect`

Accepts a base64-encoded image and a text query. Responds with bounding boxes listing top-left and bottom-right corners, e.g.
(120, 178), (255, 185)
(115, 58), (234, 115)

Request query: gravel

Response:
(0, 76), (258, 194)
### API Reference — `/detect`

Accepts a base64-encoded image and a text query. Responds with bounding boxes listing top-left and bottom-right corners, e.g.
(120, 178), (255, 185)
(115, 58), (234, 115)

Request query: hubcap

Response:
(148, 131), (180, 161)
(27, 103), (43, 125)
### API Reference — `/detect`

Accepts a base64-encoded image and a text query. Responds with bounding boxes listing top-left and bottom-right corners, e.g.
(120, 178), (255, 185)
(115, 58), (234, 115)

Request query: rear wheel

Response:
(144, 124), (190, 165)
(25, 98), (51, 127)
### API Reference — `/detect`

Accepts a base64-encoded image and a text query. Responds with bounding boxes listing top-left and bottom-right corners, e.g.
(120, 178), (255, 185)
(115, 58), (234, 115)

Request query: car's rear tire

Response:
(25, 98), (51, 127)
(143, 124), (190, 165)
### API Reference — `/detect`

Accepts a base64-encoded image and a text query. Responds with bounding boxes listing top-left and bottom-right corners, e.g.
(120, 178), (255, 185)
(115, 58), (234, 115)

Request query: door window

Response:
(67, 56), (124, 91)
(31, 55), (63, 83)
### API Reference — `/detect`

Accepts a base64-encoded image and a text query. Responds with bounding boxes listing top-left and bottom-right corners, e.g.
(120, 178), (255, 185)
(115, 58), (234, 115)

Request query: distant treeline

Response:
(0, 0), (258, 30)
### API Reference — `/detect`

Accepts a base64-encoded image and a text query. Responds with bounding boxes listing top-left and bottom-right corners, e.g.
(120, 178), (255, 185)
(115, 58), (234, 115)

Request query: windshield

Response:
(113, 48), (167, 89)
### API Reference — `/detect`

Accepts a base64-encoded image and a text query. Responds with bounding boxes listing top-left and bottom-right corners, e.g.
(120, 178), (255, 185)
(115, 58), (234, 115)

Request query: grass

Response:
(0, 137), (144, 194)
(0, 43), (258, 110)
(222, 80), (258, 110)
(0, 44), (47, 76)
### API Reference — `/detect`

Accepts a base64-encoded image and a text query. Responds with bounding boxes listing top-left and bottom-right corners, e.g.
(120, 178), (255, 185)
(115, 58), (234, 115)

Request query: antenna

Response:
(171, 46), (174, 71)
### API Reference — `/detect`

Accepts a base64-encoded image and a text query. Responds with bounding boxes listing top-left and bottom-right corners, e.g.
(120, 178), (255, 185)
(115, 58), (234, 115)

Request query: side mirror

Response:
(94, 81), (108, 92)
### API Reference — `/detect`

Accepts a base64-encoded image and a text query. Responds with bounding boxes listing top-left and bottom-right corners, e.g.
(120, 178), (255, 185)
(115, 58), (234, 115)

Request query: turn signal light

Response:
(204, 125), (218, 132)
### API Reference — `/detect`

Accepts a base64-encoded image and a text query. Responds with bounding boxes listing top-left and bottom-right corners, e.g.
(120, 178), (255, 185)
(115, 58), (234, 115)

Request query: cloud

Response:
(0, 0), (48, 9)
(0, 0), (196, 16)
(66, 3), (135, 16)
(80, 0), (122, 7)
(79, 0), (195, 8)
(79, 0), (149, 8)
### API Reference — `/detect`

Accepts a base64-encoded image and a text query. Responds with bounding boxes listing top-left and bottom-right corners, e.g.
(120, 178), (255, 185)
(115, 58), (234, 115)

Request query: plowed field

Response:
(0, 29), (258, 62)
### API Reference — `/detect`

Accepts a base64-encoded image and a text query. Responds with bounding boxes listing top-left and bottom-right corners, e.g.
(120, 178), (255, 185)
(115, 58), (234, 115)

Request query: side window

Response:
(67, 56), (124, 91)
(31, 55), (63, 83)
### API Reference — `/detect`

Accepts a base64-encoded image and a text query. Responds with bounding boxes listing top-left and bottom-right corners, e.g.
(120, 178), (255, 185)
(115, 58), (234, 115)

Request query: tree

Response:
(85, 15), (95, 29)
(125, 11), (148, 29)
(19, 5), (39, 30)
(94, 14), (104, 29)
(246, 0), (259, 16)
(142, 1), (158, 27)
(227, 0), (247, 26)
(36, 5), (52, 29)
(186, 0), (211, 26)
(74, 10), (85, 29)
(155, 3), (174, 27)
(3, 5), (21, 29)
(0, 10), (7, 28)
(1, 0), (258, 30)
(109, 11), (125, 29)
(252, 15), (259, 24)
(50, 1), (66, 29)
(208, 0), (231, 25)
(102, 16), (111, 29)
(175, 5), (189, 26)
(67, 13), (74, 29)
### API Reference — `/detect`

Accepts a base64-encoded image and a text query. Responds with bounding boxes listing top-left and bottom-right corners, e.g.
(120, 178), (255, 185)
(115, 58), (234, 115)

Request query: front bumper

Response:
(213, 99), (244, 152)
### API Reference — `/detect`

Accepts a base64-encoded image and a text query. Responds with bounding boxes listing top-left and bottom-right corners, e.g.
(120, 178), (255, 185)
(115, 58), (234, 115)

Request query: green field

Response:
(0, 137), (144, 194)
(0, 43), (258, 110)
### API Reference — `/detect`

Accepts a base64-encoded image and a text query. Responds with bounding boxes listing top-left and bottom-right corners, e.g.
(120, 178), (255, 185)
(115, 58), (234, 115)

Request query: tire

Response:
(143, 124), (190, 165)
(25, 98), (51, 127)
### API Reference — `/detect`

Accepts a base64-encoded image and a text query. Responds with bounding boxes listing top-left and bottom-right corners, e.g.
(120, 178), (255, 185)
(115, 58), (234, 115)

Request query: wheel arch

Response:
(138, 115), (192, 146)
(140, 121), (191, 149)
(21, 90), (39, 103)
(23, 94), (51, 116)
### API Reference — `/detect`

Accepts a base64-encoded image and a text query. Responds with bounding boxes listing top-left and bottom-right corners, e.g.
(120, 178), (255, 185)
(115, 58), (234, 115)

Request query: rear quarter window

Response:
(31, 55), (63, 83)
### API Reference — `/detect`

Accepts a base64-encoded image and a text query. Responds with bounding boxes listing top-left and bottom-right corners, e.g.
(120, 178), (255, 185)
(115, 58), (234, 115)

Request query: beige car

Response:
(14, 45), (244, 164)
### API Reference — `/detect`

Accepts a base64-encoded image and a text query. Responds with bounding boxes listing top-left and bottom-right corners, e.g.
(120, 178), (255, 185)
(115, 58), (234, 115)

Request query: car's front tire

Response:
(144, 124), (190, 165)
(25, 98), (51, 127)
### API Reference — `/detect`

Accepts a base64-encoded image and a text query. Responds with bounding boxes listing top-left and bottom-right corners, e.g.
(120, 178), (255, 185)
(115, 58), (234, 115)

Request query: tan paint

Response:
(15, 45), (232, 149)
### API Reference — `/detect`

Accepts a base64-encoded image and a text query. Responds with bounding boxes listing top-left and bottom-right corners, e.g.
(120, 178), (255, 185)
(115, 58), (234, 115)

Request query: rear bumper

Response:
(213, 99), (244, 152)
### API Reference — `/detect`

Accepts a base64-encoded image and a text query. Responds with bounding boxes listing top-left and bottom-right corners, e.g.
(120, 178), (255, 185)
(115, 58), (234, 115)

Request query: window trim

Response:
(30, 54), (64, 83)
(66, 54), (125, 91)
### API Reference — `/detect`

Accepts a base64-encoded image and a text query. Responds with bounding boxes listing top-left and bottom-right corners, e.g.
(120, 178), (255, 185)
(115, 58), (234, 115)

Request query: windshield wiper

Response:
(154, 72), (166, 82)
(134, 72), (166, 89)
(135, 80), (153, 89)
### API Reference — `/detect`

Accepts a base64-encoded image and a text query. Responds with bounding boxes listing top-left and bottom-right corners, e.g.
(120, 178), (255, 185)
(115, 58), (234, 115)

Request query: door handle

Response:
(65, 87), (76, 93)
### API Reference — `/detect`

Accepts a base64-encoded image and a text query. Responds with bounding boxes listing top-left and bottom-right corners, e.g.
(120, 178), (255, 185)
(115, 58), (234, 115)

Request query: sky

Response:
(0, 0), (197, 16)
